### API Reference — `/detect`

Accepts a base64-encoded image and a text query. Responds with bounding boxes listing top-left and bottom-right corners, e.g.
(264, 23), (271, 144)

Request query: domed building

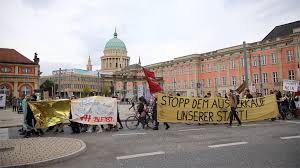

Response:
(101, 29), (130, 72)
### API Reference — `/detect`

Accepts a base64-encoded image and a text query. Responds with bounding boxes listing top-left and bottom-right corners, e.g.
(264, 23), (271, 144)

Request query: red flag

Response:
(143, 68), (155, 79)
(146, 78), (162, 94)
(143, 67), (162, 94)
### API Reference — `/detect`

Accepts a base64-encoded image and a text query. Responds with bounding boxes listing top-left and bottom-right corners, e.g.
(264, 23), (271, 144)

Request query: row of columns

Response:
(102, 58), (129, 70)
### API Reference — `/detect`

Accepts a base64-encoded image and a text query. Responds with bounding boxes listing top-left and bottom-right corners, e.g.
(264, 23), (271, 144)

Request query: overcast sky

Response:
(1, 0), (299, 75)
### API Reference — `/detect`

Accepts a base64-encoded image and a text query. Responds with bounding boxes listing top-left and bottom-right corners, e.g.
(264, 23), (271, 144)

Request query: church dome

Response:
(104, 30), (126, 49)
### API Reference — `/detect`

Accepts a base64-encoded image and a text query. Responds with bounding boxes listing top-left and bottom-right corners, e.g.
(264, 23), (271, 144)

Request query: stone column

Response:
(13, 82), (18, 97)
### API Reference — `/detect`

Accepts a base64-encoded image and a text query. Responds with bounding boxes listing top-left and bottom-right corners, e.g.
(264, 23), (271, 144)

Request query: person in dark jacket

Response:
(24, 94), (44, 138)
(244, 89), (253, 99)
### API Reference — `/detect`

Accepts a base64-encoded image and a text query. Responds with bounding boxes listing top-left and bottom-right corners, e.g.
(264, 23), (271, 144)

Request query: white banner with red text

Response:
(71, 96), (117, 125)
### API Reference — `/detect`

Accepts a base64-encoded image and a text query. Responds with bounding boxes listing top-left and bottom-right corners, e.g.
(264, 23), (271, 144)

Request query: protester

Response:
(69, 96), (80, 134)
(16, 97), (21, 113)
(19, 95), (28, 135)
(244, 89), (253, 99)
(289, 92), (298, 111)
(12, 97), (17, 112)
(117, 102), (123, 129)
(205, 92), (211, 98)
(152, 97), (170, 130)
(23, 94), (44, 138)
(227, 89), (242, 127)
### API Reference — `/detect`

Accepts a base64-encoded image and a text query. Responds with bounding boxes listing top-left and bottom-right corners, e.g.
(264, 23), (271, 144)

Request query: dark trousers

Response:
(117, 112), (123, 127)
(129, 103), (135, 111)
(12, 106), (17, 112)
(229, 107), (241, 125)
(155, 122), (169, 128)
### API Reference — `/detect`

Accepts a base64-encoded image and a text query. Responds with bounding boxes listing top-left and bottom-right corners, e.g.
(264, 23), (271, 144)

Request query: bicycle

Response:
(125, 109), (155, 130)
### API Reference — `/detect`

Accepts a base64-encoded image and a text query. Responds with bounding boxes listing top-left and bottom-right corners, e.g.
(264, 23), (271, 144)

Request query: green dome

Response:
(104, 30), (126, 49)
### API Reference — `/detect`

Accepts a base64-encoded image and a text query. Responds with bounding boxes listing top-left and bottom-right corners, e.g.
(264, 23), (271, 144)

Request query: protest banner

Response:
(283, 80), (299, 92)
(71, 96), (117, 125)
(157, 93), (278, 123)
(0, 94), (6, 107)
(28, 99), (71, 128)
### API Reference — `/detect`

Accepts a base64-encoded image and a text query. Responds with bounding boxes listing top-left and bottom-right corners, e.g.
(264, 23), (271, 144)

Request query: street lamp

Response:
(97, 71), (100, 96)
(173, 78), (176, 95)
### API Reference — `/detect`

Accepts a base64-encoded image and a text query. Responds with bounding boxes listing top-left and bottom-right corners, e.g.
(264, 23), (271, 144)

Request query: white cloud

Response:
(0, 0), (299, 75)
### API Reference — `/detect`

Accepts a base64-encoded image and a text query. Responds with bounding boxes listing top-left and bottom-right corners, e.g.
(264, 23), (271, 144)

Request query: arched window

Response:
(116, 63), (118, 68)
(0, 85), (10, 95)
(21, 85), (31, 96)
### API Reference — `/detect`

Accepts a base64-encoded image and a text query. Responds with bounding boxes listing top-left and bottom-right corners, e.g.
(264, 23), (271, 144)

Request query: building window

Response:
(253, 57), (257, 67)
(1, 67), (12, 73)
(214, 64), (218, 72)
(221, 65), (225, 71)
(263, 73), (268, 83)
(184, 81), (187, 89)
(264, 88), (269, 96)
(261, 55), (266, 65)
(230, 60), (236, 69)
(22, 68), (31, 74)
(272, 72), (278, 83)
(191, 80), (195, 88)
(201, 79), (205, 88)
(254, 74), (259, 84)
(0, 85), (10, 95)
(241, 75), (245, 82)
(21, 85), (31, 96)
(231, 76), (237, 86)
(240, 58), (244, 67)
(222, 77), (226, 86)
(287, 50), (293, 63)
(214, 78), (218, 86)
(207, 64), (211, 72)
(207, 79), (211, 87)
(201, 64), (205, 73)
(271, 53), (277, 64)
(288, 70), (295, 80)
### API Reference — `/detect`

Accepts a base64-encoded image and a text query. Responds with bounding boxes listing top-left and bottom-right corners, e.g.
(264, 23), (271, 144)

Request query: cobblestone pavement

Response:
(0, 137), (86, 167)
(0, 104), (134, 128)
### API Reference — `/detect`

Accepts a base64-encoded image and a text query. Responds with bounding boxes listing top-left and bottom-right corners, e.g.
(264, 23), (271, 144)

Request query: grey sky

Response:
(0, 0), (299, 75)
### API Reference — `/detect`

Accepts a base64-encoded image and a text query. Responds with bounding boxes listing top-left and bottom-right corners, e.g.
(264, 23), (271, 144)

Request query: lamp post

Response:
(97, 71), (100, 96)
(173, 78), (176, 95)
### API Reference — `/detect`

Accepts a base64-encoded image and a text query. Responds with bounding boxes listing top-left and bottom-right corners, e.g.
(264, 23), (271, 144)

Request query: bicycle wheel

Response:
(125, 116), (139, 130)
(285, 111), (294, 120)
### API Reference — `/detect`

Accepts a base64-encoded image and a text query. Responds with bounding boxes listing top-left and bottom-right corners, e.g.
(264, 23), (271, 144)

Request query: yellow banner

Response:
(157, 93), (279, 123)
(28, 100), (71, 128)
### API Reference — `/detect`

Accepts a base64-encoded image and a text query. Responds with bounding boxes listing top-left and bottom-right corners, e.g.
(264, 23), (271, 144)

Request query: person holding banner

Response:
(227, 89), (242, 127)
(152, 97), (170, 130)
(19, 95), (28, 135)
